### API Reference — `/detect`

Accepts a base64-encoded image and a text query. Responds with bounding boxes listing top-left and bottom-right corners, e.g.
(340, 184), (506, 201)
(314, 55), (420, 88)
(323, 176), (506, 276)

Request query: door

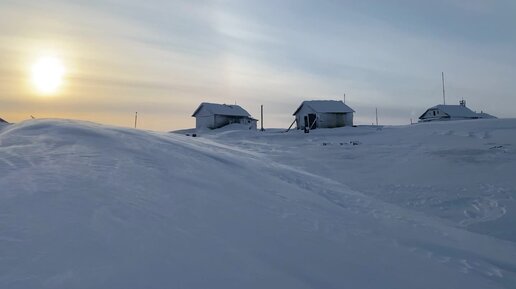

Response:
(336, 113), (345, 127)
(308, 114), (317, 129)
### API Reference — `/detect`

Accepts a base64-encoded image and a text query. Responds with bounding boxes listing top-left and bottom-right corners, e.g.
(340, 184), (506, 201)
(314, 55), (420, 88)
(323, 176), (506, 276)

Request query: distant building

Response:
(293, 100), (355, 129)
(192, 102), (257, 130)
(0, 117), (7, 124)
(476, 112), (497, 119)
(419, 100), (497, 122)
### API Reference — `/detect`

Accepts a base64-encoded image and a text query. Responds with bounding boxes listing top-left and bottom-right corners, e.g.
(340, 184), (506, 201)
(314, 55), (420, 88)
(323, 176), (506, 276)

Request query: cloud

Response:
(1, 0), (514, 130)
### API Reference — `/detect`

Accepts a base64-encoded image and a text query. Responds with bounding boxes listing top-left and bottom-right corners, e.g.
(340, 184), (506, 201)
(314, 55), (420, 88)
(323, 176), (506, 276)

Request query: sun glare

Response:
(31, 56), (65, 95)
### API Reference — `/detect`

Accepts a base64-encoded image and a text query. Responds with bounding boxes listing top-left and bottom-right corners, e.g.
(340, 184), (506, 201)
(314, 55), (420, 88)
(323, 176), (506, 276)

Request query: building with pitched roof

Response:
(192, 102), (257, 130)
(419, 100), (497, 122)
(293, 100), (355, 129)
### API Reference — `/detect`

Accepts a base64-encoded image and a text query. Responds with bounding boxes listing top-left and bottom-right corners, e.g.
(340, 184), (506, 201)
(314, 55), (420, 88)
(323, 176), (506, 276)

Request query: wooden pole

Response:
(260, 105), (264, 131)
(134, 112), (138, 129)
(285, 119), (296, 132)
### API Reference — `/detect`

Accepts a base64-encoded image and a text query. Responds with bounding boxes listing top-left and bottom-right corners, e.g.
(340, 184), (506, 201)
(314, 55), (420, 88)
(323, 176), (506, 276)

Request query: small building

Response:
(192, 102), (257, 130)
(293, 100), (355, 129)
(418, 100), (497, 122)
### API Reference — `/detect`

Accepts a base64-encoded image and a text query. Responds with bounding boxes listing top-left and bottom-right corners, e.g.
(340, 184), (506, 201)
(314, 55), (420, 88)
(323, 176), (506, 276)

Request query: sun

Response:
(31, 56), (65, 95)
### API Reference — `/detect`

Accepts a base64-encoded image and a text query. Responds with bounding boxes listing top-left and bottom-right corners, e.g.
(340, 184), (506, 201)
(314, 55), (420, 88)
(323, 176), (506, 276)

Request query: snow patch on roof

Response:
(192, 102), (251, 117)
(432, 105), (479, 118)
(293, 100), (355, 115)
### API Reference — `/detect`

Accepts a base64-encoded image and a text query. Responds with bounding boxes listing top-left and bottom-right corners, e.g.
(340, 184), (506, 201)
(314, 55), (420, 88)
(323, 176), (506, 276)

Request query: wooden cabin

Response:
(293, 100), (354, 129)
(192, 103), (257, 130)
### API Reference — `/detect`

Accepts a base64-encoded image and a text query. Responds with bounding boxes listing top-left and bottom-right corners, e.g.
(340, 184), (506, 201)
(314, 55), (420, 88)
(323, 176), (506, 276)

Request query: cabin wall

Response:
(318, 113), (353, 128)
(295, 105), (316, 129)
(194, 106), (216, 129)
(214, 115), (257, 129)
(195, 116), (215, 129)
(345, 113), (354, 126)
(317, 113), (335, 128)
(295, 106), (354, 129)
(234, 117), (257, 130)
(213, 115), (231, 129)
(248, 119), (258, 130)
(420, 109), (449, 122)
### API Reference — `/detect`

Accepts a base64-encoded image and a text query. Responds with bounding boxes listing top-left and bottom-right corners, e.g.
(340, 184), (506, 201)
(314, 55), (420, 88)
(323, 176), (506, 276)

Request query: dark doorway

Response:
(336, 113), (345, 127)
(308, 114), (317, 129)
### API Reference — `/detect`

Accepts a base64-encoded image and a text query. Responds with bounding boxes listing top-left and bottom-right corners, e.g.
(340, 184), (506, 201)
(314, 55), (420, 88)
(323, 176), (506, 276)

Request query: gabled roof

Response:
(419, 105), (479, 119)
(192, 102), (251, 117)
(293, 100), (355, 115)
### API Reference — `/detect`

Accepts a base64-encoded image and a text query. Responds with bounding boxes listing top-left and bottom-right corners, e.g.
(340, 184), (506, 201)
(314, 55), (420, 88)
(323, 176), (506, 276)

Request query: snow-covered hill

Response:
(1, 119), (516, 289)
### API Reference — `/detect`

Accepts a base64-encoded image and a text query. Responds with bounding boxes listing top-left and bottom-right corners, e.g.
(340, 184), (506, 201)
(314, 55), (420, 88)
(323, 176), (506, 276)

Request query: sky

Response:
(1, 0), (515, 130)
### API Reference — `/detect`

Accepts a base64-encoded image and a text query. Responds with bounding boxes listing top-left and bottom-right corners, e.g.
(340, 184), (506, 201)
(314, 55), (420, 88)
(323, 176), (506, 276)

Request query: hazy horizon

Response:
(1, 0), (515, 130)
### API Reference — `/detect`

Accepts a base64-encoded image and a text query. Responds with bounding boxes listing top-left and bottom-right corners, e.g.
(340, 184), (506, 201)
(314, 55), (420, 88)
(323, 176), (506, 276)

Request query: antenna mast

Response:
(343, 93), (346, 104)
(442, 72), (446, 105)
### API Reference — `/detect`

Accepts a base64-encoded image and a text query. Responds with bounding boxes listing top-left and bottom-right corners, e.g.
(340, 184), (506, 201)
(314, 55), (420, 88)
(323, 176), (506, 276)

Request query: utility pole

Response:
(134, 112), (138, 129)
(442, 72), (446, 105)
(260, 105), (264, 131)
(375, 108), (379, 126)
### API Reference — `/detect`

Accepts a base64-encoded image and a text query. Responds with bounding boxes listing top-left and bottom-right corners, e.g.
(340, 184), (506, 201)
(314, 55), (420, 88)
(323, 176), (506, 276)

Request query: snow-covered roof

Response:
(192, 102), (251, 117)
(0, 117), (7, 124)
(293, 100), (355, 115)
(477, 112), (497, 119)
(419, 105), (479, 119)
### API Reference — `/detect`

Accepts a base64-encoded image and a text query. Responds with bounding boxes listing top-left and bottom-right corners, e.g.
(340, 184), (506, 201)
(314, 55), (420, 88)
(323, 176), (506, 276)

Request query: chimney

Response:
(459, 99), (466, 107)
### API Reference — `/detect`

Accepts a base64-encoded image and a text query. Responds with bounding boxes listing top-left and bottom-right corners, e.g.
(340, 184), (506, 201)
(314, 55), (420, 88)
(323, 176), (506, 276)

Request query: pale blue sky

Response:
(1, 0), (515, 129)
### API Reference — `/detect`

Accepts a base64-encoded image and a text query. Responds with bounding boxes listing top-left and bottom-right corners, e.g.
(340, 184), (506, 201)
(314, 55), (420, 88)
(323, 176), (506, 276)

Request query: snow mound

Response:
(1, 119), (516, 289)
(0, 118), (8, 131)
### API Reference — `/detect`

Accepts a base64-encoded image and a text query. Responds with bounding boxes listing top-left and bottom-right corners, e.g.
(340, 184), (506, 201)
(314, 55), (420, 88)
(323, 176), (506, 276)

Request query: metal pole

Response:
(134, 112), (138, 128)
(375, 108), (378, 126)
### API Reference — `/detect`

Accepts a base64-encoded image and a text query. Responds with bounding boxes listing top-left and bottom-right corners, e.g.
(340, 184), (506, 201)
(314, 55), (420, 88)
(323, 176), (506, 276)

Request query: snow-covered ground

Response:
(205, 119), (516, 242)
(1, 119), (516, 289)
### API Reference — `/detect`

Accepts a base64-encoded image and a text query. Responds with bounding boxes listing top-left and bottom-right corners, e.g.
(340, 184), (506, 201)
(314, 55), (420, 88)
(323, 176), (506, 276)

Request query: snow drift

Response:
(1, 119), (516, 289)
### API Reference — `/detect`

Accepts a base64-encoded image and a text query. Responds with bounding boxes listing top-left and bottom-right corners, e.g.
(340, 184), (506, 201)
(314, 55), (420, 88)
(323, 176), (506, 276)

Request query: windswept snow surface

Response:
(1, 119), (516, 289)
